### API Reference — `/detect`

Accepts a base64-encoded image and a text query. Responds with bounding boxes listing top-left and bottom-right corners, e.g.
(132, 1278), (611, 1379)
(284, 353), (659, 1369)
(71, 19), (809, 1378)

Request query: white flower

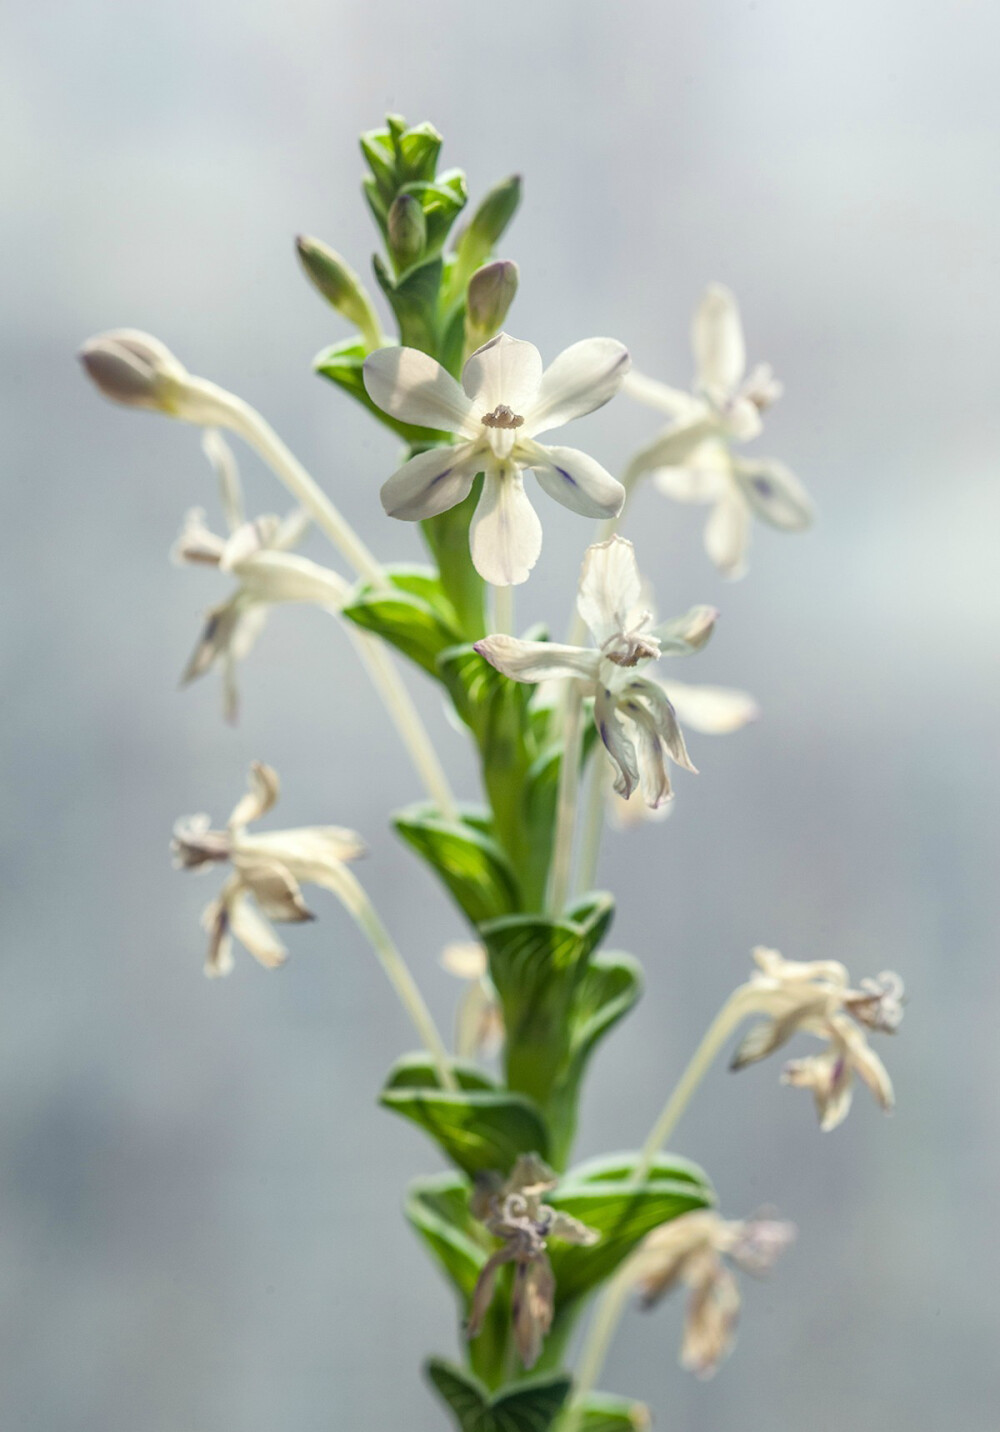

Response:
(624, 284), (813, 579)
(633, 1209), (796, 1378)
(440, 941), (504, 1059)
(475, 536), (715, 807)
(171, 761), (366, 976)
(467, 1154), (600, 1369)
(729, 947), (904, 1131)
(176, 433), (346, 722)
(364, 332), (630, 586)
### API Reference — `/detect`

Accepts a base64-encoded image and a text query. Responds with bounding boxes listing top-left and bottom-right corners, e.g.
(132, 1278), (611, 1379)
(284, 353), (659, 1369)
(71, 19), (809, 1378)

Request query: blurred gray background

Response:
(3, 2), (998, 1428)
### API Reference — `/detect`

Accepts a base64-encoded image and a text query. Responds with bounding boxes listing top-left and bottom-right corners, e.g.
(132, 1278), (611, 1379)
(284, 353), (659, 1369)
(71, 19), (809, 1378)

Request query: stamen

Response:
(481, 404), (524, 429)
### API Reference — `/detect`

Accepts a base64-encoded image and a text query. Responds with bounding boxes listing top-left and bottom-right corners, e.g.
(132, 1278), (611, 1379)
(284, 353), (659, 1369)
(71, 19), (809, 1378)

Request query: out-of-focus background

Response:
(3, 2), (998, 1429)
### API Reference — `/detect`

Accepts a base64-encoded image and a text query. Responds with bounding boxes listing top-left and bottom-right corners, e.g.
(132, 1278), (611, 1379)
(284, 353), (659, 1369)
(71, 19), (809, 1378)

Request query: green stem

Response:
(564, 1263), (635, 1431)
(575, 754), (607, 895)
(547, 684), (584, 915)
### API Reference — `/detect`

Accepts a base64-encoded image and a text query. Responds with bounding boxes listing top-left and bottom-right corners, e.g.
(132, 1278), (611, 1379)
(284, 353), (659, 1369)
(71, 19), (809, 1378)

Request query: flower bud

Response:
(467, 174), (522, 251)
(387, 194), (427, 269)
(295, 236), (383, 351)
(466, 260), (519, 346)
(78, 330), (191, 415)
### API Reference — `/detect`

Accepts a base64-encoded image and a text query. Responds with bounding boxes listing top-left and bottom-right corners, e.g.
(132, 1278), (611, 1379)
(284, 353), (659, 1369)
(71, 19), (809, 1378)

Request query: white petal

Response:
(230, 551), (349, 608)
(661, 679), (760, 734)
(229, 761), (280, 829)
(733, 458), (814, 531)
(655, 606), (718, 655)
(724, 397), (763, 443)
(530, 444), (625, 519)
(363, 346), (478, 435)
(523, 338), (630, 435)
(704, 493), (751, 580)
(234, 859), (314, 922)
(626, 678), (697, 772)
(595, 686), (640, 800)
(441, 940), (488, 980)
(627, 704), (673, 808)
(228, 893), (289, 969)
(272, 506), (310, 551)
(474, 634), (600, 684)
(622, 369), (701, 419)
(469, 468), (543, 586)
(654, 452), (729, 505)
(692, 283), (746, 396)
(627, 415), (719, 480)
(462, 333), (542, 414)
(241, 825), (367, 871)
(576, 536), (643, 648)
(380, 443), (480, 521)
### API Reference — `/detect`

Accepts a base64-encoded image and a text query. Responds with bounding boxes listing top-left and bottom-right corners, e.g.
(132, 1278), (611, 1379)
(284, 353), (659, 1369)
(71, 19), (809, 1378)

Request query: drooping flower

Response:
(729, 947), (904, 1130)
(624, 284), (813, 579)
(176, 432), (347, 722)
(440, 941), (504, 1059)
(171, 761), (366, 976)
(364, 332), (630, 586)
(467, 1154), (600, 1369)
(475, 536), (715, 807)
(633, 1209), (796, 1378)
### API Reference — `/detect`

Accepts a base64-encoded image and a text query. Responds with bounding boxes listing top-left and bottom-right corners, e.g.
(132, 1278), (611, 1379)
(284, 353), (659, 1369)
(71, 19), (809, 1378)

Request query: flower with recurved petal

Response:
(624, 284), (813, 579)
(467, 1154), (599, 1369)
(176, 432), (348, 722)
(729, 947), (905, 1130)
(475, 536), (716, 808)
(632, 1209), (796, 1378)
(364, 331), (630, 586)
(171, 761), (365, 976)
(440, 941), (504, 1060)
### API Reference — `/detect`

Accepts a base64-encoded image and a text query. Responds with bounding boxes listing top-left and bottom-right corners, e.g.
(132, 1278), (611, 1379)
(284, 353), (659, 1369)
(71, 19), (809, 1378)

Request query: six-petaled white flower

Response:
(729, 947), (904, 1130)
(363, 332), (631, 586)
(633, 1209), (796, 1378)
(474, 536), (715, 807)
(172, 761), (366, 976)
(624, 284), (814, 579)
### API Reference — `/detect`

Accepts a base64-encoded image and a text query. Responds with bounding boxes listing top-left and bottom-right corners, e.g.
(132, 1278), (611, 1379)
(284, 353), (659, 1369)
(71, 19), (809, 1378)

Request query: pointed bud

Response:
(466, 261), (519, 347)
(467, 174), (522, 251)
(295, 236), (383, 351)
(78, 330), (191, 415)
(387, 194), (427, 269)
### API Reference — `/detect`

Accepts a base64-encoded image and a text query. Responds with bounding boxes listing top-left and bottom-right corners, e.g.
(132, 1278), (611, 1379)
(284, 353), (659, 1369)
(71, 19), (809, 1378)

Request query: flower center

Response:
(481, 404), (524, 430)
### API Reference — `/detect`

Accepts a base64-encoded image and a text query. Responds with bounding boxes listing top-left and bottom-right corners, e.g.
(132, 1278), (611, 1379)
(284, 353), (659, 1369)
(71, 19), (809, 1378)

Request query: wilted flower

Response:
(467, 1154), (599, 1369)
(475, 536), (716, 807)
(730, 947), (905, 1130)
(440, 941), (503, 1059)
(172, 761), (365, 976)
(624, 285), (813, 579)
(633, 1209), (796, 1377)
(364, 331), (630, 586)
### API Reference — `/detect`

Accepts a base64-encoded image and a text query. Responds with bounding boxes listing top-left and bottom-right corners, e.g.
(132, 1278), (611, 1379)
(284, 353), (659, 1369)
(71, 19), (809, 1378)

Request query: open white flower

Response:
(171, 761), (366, 976)
(475, 536), (715, 807)
(624, 285), (813, 579)
(633, 1209), (796, 1378)
(729, 947), (904, 1130)
(176, 433), (347, 722)
(364, 332), (630, 586)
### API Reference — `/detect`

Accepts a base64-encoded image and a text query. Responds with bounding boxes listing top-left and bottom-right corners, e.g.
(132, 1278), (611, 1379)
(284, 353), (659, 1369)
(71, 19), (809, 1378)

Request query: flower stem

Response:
(322, 862), (457, 1091)
(547, 684), (584, 915)
(575, 754), (607, 895)
(492, 582), (514, 635)
(631, 987), (750, 1184)
(564, 1263), (635, 1432)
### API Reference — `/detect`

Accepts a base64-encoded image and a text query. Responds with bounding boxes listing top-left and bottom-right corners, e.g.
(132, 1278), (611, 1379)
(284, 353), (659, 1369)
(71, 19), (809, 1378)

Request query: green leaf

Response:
(397, 122), (443, 184)
(313, 336), (450, 445)
(342, 574), (462, 677)
(447, 174), (523, 302)
(394, 803), (522, 925)
(406, 1171), (486, 1303)
(427, 1359), (571, 1432)
(385, 1051), (497, 1094)
(374, 252), (443, 354)
(380, 1082), (550, 1178)
(401, 173), (469, 257)
(554, 1395), (650, 1432)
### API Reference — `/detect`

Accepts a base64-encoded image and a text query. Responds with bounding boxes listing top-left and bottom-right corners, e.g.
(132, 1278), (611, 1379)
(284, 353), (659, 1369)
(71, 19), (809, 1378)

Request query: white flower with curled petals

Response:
(171, 761), (365, 976)
(364, 332), (630, 586)
(475, 536), (714, 808)
(624, 284), (813, 579)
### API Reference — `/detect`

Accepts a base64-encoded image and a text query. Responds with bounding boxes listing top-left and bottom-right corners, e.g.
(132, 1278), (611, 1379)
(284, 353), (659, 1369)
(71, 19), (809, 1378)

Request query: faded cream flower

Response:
(633, 1209), (795, 1378)
(171, 761), (366, 976)
(475, 536), (715, 807)
(176, 433), (347, 722)
(467, 1154), (600, 1369)
(440, 941), (503, 1059)
(730, 947), (904, 1130)
(364, 332), (630, 586)
(624, 285), (813, 579)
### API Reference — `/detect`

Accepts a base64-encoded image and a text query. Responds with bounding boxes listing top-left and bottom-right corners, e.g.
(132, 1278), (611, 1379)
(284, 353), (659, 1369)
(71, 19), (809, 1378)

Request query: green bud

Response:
(295, 235), (383, 352)
(466, 260), (519, 348)
(467, 173), (522, 251)
(396, 121), (443, 184)
(387, 194), (427, 269)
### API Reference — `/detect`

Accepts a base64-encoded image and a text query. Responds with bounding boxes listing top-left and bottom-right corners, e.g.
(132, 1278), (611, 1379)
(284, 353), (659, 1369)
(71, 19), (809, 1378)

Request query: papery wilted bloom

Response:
(475, 536), (715, 807)
(467, 1154), (599, 1369)
(633, 1209), (796, 1378)
(176, 433), (349, 722)
(624, 285), (813, 579)
(730, 947), (904, 1130)
(440, 941), (504, 1059)
(364, 332), (630, 586)
(171, 761), (365, 976)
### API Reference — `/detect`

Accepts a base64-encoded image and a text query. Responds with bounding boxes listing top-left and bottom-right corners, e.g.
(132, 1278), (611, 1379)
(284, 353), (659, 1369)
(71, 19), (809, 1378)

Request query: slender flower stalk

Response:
(575, 750), (610, 895)
(547, 682), (584, 914)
